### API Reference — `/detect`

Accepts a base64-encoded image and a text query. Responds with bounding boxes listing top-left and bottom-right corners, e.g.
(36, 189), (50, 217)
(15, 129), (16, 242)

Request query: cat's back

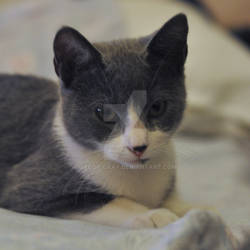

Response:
(0, 74), (59, 166)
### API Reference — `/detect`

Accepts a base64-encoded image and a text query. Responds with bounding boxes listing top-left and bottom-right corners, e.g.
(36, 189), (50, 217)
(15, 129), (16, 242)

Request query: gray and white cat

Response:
(0, 14), (194, 228)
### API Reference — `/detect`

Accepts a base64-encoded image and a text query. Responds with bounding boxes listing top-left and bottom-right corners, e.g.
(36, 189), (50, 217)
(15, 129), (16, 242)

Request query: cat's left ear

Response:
(53, 26), (103, 88)
(143, 13), (188, 73)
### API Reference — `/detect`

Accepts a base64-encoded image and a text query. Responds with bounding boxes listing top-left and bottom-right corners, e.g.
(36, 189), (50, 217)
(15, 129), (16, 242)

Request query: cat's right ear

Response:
(53, 27), (102, 88)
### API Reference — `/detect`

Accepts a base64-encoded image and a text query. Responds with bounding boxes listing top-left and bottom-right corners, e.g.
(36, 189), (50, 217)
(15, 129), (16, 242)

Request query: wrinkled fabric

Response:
(0, 208), (237, 250)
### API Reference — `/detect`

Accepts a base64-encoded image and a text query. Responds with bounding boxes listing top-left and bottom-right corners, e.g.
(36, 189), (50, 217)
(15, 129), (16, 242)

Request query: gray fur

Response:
(0, 74), (113, 215)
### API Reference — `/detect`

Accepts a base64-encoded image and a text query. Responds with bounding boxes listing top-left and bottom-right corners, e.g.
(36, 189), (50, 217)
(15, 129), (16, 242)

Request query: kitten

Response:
(0, 14), (192, 228)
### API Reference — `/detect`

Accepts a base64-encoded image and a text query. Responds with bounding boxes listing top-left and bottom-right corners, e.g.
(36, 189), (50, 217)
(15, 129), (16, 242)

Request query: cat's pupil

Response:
(149, 100), (166, 118)
(152, 103), (161, 112)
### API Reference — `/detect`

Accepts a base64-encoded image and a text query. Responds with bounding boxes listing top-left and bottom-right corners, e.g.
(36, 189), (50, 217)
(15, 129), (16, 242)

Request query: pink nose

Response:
(127, 145), (148, 158)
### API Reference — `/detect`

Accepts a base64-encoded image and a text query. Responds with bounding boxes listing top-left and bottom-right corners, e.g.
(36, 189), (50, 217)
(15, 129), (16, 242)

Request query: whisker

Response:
(60, 167), (79, 195)
(74, 178), (86, 206)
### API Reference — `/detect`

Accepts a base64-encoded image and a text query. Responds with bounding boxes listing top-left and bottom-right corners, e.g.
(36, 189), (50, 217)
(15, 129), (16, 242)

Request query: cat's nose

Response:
(128, 145), (148, 157)
(133, 145), (147, 153)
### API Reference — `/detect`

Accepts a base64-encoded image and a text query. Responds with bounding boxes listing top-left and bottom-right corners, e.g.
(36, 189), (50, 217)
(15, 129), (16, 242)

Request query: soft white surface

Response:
(175, 136), (250, 230)
(0, 208), (236, 250)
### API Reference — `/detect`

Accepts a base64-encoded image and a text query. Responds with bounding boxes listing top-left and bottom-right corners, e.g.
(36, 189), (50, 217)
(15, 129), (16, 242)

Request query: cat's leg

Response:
(162, 191), (217, 217)
(60, 197), (179, 229)
(162, 191), (198, 217)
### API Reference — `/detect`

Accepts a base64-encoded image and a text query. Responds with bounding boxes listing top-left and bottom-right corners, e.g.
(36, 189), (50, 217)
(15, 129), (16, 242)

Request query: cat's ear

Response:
(53, 26), (103, 88)
(143, 13), (188, 72)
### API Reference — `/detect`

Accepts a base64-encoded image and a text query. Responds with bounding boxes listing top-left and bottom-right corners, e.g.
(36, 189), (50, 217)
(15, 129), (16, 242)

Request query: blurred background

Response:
(0, 0), (250, 234)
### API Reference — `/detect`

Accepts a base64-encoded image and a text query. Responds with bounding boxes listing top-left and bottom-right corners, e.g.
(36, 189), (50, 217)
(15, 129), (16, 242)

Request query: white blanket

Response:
(0, 208), (237, 250)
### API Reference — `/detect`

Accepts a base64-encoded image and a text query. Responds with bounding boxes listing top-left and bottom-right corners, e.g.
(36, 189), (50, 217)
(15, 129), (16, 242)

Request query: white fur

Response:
(53, 104), (176, 208)
(61, 197), (178, 229)
(61, 197), (149, 227)
(123, 104), (148, 148)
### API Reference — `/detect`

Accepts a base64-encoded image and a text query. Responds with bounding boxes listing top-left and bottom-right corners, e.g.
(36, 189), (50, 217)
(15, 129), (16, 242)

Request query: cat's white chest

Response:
(66, 145), (175, 208)
(95, 166), (175, 208)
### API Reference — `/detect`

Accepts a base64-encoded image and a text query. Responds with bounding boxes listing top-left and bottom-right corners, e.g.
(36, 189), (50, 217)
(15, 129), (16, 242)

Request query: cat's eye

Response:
(148, 100), (167, 118)
(95, 105), (118, 124)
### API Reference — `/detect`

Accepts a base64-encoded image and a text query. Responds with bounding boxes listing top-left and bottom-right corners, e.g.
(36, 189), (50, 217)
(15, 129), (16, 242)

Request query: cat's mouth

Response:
(125, 158), (149, 165)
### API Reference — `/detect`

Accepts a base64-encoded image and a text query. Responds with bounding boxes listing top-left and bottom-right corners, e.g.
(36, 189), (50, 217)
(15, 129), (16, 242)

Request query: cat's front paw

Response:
(124, 208), (179, 229)
(149, 208), (179, 228)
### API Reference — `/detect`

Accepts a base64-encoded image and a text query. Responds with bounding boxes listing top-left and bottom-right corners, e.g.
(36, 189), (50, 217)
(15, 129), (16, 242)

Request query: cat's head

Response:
(53, 14), (188, 168)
